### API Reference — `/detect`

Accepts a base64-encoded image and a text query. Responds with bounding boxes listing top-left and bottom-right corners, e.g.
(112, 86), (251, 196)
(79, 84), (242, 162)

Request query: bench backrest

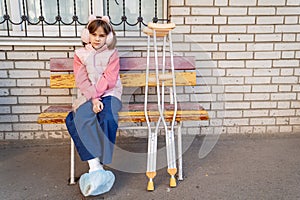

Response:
(49, 56), (196, 88)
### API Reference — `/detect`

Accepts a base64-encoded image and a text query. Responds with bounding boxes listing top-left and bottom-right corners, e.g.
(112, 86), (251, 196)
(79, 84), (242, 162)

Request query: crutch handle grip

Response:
(143, 27), (169, 37)
(143, 22), (176, 37)
(148, 22), (176, 30)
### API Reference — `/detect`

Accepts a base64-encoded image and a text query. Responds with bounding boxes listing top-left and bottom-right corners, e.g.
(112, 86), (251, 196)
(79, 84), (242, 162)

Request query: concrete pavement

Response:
(0, 133), (300, 200)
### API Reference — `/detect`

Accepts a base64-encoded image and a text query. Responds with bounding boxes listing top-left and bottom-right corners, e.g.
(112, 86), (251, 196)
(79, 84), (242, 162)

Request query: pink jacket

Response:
(73, 44), (122, 109)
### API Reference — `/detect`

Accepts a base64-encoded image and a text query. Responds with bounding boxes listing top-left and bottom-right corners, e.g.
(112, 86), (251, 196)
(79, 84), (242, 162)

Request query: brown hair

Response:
(88, 20), (117, 49)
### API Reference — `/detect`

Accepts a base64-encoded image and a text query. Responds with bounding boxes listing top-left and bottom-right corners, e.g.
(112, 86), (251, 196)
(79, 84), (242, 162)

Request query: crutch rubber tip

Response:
(147, 180), (155, 191)
(170, 177), (177, 188)
(146, 172), (156, 191)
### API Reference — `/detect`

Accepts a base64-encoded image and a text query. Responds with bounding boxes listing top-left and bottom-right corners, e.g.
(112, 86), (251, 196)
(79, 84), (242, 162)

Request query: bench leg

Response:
(177, 122), (183, 181)
(69, 138), (76, 185)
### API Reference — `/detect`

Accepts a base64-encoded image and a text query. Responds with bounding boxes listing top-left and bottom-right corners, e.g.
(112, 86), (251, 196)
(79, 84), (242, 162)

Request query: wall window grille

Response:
(0, 0), (168, 38)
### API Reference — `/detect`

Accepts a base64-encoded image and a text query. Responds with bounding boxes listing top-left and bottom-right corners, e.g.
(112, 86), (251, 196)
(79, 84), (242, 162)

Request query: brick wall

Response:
(168, 0), (300, 134)
(0, 46), (72, 139)
(0, 0), (299, 139)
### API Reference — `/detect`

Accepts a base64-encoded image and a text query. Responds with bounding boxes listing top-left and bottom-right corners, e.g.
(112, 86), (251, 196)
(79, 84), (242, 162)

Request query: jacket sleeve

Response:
(73, 54), (97, 99)
(94, 49), (120, 97)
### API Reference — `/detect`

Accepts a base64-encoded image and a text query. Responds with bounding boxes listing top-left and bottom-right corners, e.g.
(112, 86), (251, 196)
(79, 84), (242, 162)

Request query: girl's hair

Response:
(86, 19), (117, 50)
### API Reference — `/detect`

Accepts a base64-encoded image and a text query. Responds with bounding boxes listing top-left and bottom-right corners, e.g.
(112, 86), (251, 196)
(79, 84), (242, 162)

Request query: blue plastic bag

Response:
(79, 169), (115, 196)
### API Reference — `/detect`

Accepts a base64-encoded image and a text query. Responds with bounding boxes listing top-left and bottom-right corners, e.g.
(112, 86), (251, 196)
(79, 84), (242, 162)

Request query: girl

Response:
(65, 15), (122, 197)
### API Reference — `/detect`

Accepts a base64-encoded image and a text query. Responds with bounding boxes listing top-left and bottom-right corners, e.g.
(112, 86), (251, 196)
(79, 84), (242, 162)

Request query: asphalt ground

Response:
(0, 133), (300, 200)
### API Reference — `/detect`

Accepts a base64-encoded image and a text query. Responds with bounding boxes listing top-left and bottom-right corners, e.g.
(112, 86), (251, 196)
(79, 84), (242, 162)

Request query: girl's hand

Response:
(92, 99), (104, 113)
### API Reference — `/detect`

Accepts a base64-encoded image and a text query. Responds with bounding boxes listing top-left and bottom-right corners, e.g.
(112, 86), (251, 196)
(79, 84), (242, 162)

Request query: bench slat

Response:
(122, 102), (204, 111)
(37, 103), (209, 124)
(40, 103), (206, 113)
(50, 56), (196, 72)
(119, 114), (209, 123)
(120, 72), (196, 87)
(50, 72), (196, 88)
(50, 74), (75, 88)
(119, 56), (196, 71)
(38, 114), (209, 124)
(38, 111), (209, 124)
(50, 58), (73, 72)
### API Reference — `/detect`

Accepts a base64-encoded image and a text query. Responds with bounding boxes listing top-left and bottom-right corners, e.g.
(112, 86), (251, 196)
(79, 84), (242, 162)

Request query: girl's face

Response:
(89, 26), (107, 50)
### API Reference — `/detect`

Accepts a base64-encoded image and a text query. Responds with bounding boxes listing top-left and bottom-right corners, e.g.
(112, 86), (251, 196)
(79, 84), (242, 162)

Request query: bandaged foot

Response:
(79, 169), (115, 197)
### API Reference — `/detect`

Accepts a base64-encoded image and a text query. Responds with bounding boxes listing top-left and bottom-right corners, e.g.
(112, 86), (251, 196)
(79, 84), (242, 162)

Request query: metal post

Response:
(69, 138), (76, 184)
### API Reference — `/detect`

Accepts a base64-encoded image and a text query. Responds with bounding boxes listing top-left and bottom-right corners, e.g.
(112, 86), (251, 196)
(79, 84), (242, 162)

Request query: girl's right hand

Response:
(92, 99), (104, 113)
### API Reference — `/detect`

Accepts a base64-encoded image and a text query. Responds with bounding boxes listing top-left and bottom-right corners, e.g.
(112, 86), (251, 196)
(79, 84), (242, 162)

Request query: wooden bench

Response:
(38, 56), (209, 184)
(38, 56), (209, 123)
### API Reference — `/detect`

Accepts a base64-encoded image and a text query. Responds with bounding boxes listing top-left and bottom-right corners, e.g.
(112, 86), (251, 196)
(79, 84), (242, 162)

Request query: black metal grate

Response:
(0, 0), (168, 38)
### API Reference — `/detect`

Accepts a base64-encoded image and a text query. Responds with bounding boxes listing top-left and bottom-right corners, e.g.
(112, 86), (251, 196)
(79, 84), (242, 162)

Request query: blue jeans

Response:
(65, 96), (122, 163)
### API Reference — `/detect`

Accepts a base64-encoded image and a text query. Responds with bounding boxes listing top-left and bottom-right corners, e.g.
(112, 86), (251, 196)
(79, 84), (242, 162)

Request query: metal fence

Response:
(0, 0), (168, 38)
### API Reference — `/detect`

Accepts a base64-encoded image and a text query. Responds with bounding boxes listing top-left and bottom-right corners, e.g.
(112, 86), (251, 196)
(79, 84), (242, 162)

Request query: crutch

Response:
(144, 29), (157, 191)
(143, 22), (177, 190)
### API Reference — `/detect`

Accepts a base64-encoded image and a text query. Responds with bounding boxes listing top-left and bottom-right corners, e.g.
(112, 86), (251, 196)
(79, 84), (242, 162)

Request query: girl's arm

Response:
(94, 49), (120, 97)
(73, 54), (97, 100)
